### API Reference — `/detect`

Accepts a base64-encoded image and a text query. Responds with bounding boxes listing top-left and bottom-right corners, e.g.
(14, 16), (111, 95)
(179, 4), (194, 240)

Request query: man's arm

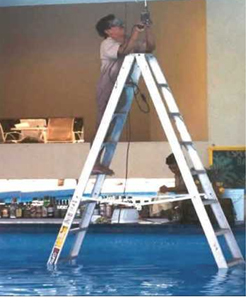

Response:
(145, 24), (156, 52)
(159, 185), (186, 194)
(118, 26), (144, 56)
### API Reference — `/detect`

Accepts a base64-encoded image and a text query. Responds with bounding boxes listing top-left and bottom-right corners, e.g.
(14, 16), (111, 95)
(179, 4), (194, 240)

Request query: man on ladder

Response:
(92, 13), (156, 175)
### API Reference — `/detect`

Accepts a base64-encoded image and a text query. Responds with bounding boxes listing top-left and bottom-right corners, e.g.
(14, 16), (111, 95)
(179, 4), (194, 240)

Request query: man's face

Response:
(105, 26), (125, 42)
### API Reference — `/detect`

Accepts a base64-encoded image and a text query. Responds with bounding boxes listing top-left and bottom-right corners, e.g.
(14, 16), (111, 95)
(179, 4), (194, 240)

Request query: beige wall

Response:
(206, 0), (246, 146)
(0, 0), (207, 142)
(150, 0), (208, 141)
(0, 142), (209, 179)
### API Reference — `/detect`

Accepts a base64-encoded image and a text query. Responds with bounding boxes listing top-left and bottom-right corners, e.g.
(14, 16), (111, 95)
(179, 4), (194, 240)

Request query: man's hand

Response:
(133, 23), (145, 33)
(159, 185), (168, 194)
(135, 23), (145, 31)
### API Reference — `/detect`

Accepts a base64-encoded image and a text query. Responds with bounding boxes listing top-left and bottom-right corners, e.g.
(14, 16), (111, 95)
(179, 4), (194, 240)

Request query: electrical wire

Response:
(122, 112), (131, 202)
(132, 81), (150, 113)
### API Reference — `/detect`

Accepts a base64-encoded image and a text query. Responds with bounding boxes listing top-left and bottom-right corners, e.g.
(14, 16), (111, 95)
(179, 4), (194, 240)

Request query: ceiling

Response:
(0, 0), (184, 8)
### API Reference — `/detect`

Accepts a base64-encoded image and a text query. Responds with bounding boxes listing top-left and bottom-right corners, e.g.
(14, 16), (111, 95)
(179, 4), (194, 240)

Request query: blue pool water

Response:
(0, 224), (246, 296)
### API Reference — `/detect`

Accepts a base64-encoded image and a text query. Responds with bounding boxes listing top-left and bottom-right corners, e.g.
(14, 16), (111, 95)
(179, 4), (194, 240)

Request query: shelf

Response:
(0, 218), (81, 225)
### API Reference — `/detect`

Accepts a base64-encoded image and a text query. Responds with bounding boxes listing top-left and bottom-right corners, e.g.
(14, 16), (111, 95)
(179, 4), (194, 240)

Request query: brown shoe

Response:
(92, 164), (114, 176)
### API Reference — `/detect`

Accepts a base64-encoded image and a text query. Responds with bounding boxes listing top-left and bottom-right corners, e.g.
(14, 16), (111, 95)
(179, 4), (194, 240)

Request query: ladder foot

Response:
(59, 255), (78, 264)
(227, 258), (245, 267)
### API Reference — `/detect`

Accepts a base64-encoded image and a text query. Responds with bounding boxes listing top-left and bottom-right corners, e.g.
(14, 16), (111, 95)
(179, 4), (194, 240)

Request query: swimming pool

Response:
(0, 224), (245, 296)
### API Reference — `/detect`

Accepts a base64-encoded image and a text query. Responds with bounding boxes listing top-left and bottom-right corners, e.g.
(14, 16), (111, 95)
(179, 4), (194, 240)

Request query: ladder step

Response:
(191, 169), (206, 175)
(215, 228), (230, 236)
(158, 83), (170, 89)
(69, 227), (88, 234)
(227, 258), (244, 267)
(180, 141), (193, 146)
(203, 199), (217, 206)
(169, 112), (182, 118)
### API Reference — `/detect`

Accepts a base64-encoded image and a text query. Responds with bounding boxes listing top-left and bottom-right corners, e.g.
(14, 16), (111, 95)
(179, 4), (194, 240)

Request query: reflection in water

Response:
(0, 265), (180, 296)
(202, 268), (229, 296)
(0, 262), (245, 296)
(202, 266), (245, 296)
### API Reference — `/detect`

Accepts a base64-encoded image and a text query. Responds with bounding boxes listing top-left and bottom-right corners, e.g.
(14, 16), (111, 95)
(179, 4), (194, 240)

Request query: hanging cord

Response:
(132, 81), (150, 113)
(122, 112), (132, 203)
(124, 2), (128, 37)
(120, 77), (150, 203)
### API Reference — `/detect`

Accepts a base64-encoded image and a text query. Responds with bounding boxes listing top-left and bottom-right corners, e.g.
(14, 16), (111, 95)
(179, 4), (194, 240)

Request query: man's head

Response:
(96, 14), (125, 41)
(166, 153), (179, 174)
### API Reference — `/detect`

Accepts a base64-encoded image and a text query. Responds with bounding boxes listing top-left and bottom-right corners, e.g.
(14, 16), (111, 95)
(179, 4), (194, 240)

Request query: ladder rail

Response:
(69, 64), (142, 259)
(198, 172), (244, 260)
(101, 62), (141, 169)
(47, 55), (136, 266)
(145, 54), (180, 114)
(135, 54), (228, 269)
(69, 201), (97, 258)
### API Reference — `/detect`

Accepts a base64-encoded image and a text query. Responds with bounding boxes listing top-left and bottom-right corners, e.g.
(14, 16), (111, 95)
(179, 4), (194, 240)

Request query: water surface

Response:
(0, 224), (245, 296)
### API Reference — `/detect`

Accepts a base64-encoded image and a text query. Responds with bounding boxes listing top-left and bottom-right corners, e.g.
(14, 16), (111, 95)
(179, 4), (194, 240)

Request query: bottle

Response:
(0, 202), (5, 218)
(60, 200), (67, 218)
(47, 197), (54, 218)
(30, 199), (37, 218)
(26, 202), (32, 218)
(93, 203), (100, 216)
(53, 198), (60, 218)
(42, 199), (48, 218)
(36, 201), (42, 218)
(100, 203), (106, 217)
(106, 204), (113, 218)
(22, 202), (28, 218)
(15, 203), (23, 218)
(43, 196), (49, 207)
(23, 202), (31, 218)
(56, 200), (62, 218)
(10, 198), (17, 219)
(1, 203), (9, 218)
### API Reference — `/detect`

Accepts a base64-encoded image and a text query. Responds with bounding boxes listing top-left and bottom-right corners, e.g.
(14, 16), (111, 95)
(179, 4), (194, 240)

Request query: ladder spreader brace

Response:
(47, 54), (244, 269)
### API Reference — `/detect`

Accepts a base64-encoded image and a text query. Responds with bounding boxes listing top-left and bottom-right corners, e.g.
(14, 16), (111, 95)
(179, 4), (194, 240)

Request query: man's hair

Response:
(166, 153), (177, 165)
(95, 14), (115, 38)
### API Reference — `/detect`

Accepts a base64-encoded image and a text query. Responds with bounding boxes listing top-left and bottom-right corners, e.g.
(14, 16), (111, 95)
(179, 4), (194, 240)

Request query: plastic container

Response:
(222, 188), (245, 224)
(111, 208), (139, 224)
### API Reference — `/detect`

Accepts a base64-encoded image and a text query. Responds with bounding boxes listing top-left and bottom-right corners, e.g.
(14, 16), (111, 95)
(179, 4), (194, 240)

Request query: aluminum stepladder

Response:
(47, 54), (244, 269)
